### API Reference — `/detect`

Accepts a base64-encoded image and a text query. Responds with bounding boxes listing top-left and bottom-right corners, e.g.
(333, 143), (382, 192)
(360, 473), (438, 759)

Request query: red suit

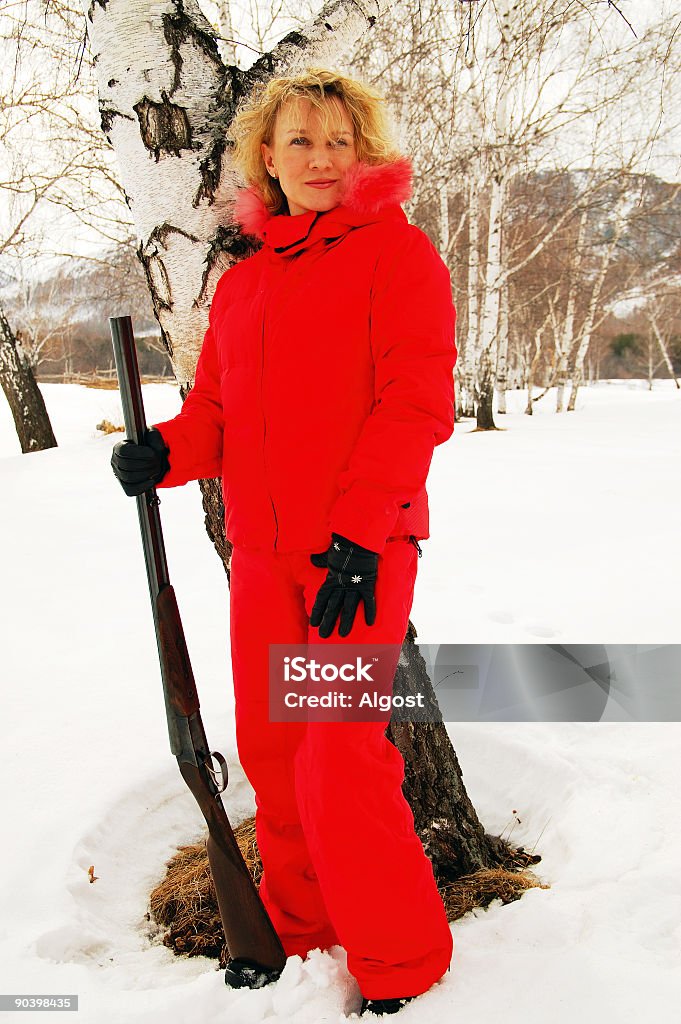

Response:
(154, 156), (457, 999)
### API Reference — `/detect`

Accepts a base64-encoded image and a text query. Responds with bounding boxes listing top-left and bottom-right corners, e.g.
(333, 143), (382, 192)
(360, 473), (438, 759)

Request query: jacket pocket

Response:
(389, 488), (429, 540)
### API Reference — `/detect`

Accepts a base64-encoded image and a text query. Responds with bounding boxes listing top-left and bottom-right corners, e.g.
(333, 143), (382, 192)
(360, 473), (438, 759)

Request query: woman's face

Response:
(261, 97), (358, 216)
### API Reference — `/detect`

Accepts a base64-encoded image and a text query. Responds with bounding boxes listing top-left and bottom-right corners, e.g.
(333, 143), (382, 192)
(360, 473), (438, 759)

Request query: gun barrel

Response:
(109, 315), (179, 754)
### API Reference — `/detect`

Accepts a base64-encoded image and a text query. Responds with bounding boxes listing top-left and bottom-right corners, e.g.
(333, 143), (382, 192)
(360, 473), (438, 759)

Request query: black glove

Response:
(309, 533), (378, 639)
(111, 427), (170, 496)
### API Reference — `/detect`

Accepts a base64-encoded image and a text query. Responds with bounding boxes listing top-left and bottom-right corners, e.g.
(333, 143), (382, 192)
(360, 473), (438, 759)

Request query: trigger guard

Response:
(206, 750), (229, 793)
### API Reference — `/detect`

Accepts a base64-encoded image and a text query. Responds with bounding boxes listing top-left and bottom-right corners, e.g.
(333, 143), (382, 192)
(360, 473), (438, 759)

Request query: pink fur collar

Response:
(233, 155), (413, 241)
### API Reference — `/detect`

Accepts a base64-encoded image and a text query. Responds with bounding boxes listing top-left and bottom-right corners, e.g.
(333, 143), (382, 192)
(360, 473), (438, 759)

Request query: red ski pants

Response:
(229, 537), (453, 999)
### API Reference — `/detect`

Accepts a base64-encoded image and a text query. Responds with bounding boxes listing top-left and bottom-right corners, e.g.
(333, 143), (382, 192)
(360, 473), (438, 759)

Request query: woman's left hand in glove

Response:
(309, 533), (378, 638)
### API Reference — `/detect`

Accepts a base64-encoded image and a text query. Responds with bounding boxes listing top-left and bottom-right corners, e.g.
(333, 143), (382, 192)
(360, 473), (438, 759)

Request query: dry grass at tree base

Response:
(149, 817), (262, 964)
(96, 419), (124, 434)
(149, 816), (548, 967)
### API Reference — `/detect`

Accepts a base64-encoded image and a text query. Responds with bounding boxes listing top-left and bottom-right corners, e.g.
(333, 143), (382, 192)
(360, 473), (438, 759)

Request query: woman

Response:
(112, 68), (457, 1017)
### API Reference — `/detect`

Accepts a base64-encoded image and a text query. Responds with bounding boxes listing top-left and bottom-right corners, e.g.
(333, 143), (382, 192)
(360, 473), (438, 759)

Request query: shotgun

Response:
(109, 315), (286, 978)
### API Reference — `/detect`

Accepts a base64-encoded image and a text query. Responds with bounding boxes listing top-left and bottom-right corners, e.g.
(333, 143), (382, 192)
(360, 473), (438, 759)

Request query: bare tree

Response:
(0, 303), (57, 451)
(386, 0), (681, 428)
(0, 0), (132, 448)
(6, 264), (81, 371)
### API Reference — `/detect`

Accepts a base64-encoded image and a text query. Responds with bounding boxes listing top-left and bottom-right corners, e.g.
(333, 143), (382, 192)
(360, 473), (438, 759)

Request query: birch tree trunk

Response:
(0, 303), (57, 453)
(524, 324), (541, 415)
(496, 278), (509, 414)
(461, 171), (480, 419)
(438, 181), (450, 260)
(555, 318), (573, 413)
(647, 337), (655, 390)
(85, 0), (515, 889)
(647, 314), (680, 390)
(476, 171), (504, 429)
(554, 351), (569, 412)
(474, 0), (512, 430)
(214, 0), (237, 66)
(555, 208), (587, 412)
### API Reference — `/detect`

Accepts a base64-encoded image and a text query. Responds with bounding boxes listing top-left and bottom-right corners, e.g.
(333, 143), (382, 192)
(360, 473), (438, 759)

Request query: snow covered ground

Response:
(0, 380), (679, 1023)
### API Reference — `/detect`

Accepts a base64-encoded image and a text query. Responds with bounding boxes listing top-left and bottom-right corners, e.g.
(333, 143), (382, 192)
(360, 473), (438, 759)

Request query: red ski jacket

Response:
(153, 155), (457, 554)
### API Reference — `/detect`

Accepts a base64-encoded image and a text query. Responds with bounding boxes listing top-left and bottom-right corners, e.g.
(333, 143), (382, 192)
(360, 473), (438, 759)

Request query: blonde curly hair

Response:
(228, 67), (401, 215)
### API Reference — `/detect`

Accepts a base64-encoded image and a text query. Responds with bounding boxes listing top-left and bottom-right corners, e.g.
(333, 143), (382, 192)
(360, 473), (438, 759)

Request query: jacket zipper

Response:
(261, 284), (279, 549)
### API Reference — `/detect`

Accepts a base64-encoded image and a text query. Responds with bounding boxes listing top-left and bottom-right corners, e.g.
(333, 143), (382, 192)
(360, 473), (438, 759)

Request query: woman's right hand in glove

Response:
(111, 427), (170, 496)
(309, 533), (379, 638)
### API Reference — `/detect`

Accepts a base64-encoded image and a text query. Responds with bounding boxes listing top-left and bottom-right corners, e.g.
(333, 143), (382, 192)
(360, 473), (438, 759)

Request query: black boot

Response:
(224, 957), (283, 990)
(360, 995), (416, 1016)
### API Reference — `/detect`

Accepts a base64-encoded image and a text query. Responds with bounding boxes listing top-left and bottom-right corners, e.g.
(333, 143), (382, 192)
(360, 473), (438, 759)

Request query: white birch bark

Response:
(524, 311), (551, 416)
(462, 170), (480, 419)
(648, 313), (681, 389)
(552, 207), (587, 411)
(647, 336), (655, 390)
(438, 183), (450, 260)
(473, 0), (512, 429)
(554, 318), (572, 412)
(496, 277), (509, 413)
(476, 170), (505, 428)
